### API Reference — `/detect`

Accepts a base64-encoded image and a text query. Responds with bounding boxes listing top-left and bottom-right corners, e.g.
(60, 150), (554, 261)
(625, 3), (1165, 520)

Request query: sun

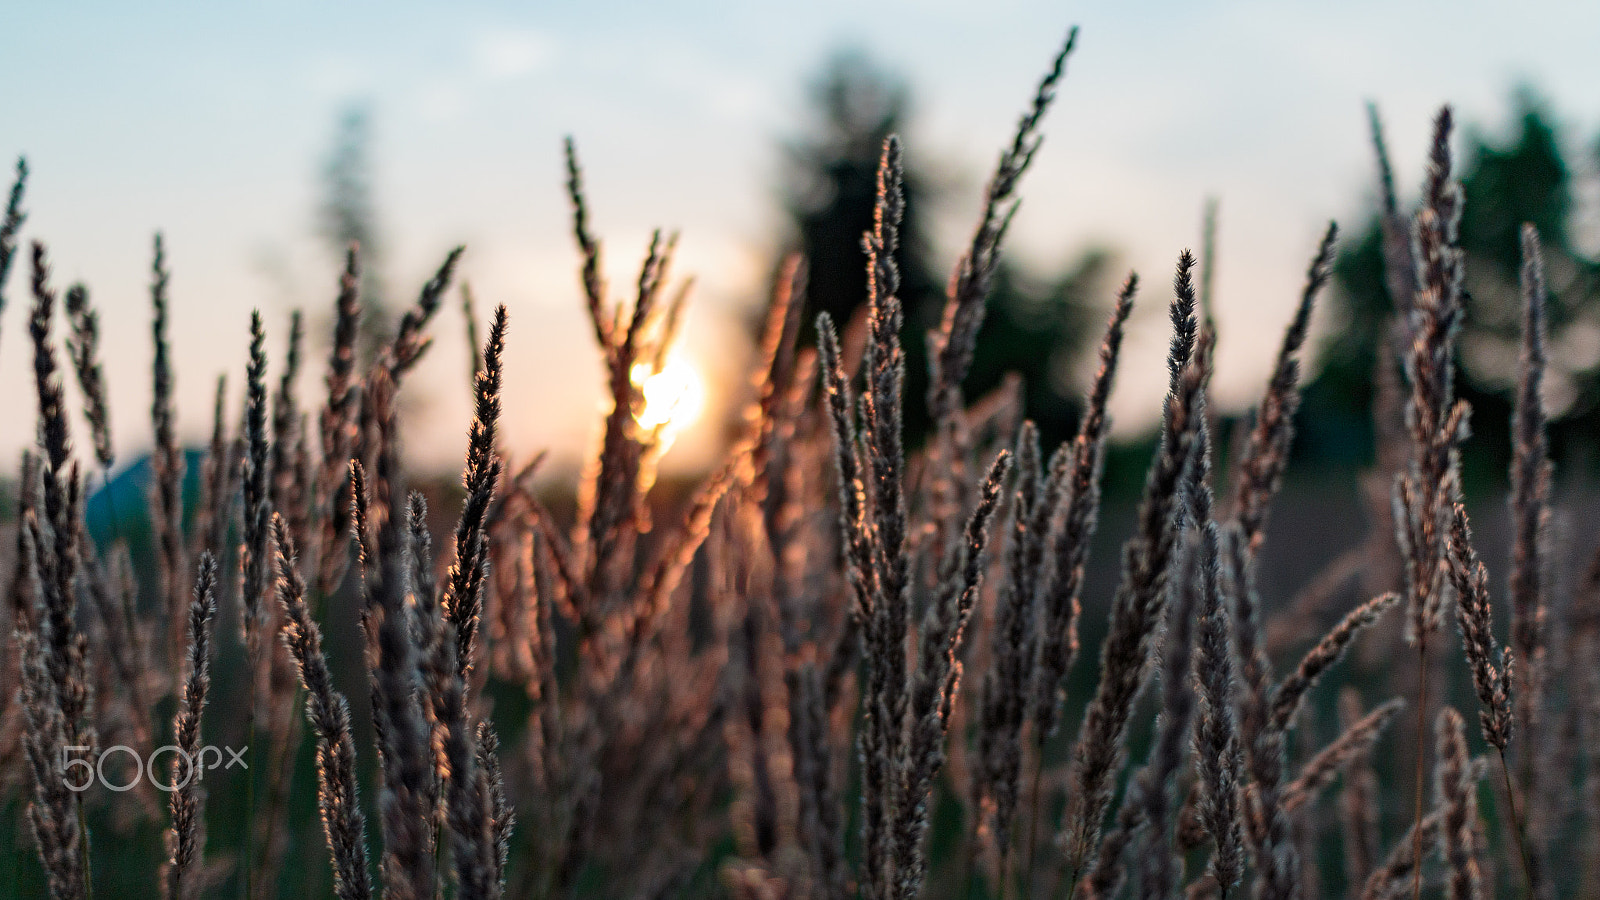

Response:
(630, 356), (707, 440)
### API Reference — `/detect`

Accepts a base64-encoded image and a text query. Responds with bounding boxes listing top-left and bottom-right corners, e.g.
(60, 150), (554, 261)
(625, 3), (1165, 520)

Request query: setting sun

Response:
(631, 356), (707, 439)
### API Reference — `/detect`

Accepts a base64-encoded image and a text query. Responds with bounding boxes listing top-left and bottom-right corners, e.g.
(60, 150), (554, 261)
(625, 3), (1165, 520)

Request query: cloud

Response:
(412, 28), (555, 121)
(416, 81), (466, 120)
(304, 54), (377, 99)
(473, 29), (554, 82)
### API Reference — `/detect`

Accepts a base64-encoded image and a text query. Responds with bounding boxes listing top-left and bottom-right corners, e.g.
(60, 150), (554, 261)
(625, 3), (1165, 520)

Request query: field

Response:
(1, 26), (1593, 900)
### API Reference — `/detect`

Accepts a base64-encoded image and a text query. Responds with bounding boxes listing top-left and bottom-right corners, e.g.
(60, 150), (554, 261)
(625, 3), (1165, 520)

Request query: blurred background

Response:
(7, 3), (1600, 897)
(4, 0), (1600, 492)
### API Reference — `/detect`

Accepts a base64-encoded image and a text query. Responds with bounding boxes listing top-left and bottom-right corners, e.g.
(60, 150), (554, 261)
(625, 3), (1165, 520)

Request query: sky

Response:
(4, 0), (1600, 478)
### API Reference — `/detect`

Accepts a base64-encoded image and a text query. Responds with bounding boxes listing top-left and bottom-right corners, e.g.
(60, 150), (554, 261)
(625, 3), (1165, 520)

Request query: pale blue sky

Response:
(4, 1), (1599, 472)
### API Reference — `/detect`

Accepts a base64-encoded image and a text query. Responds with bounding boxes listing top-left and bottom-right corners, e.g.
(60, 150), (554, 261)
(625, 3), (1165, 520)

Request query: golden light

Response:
(631, 356), (707, 441)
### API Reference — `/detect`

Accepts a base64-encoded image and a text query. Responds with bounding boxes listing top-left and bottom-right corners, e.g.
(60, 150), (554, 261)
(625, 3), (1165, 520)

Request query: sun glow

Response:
(631, 356), (707, 440)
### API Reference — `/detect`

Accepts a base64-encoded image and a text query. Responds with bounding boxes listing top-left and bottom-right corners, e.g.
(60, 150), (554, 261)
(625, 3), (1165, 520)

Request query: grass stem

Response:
(1411, 635), (1429, 900)
(1499, 750), (1534, 900)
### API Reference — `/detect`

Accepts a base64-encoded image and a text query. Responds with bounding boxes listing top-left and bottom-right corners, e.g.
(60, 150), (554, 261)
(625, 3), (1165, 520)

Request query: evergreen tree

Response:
(779, 50), (1108, 448)
(1302, 91), (1600, 475)
(319, 104), (391, 364)
(780, 50), (944, 441)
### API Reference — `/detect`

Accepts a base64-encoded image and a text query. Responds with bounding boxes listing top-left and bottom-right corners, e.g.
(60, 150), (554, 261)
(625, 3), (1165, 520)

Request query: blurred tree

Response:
(778, 50), (1108, 448)
(779, 50), (944, 441)
(1301, 91), (1600, 478)
(319, 104), (391, 364)
(964, 253), (1110, 449)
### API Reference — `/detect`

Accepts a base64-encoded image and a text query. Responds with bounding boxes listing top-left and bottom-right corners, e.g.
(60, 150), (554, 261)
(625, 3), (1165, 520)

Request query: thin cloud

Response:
(472, 29), (555, 82)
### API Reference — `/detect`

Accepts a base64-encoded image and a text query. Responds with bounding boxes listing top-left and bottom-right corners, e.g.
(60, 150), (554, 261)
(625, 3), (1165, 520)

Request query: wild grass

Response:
(0, 23), (1594, 900)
